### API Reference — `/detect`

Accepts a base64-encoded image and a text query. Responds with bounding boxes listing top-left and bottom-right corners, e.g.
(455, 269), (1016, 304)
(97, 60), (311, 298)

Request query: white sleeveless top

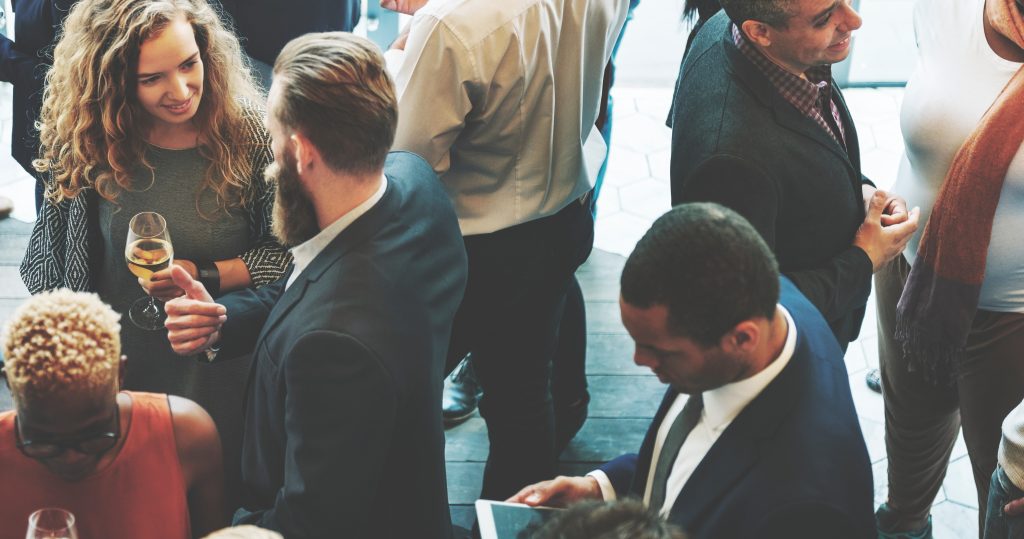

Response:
(895, 0), (1024, 312)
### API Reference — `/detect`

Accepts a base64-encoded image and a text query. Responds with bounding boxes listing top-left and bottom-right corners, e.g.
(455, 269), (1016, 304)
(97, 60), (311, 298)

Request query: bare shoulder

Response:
(167, 395), (222, 470)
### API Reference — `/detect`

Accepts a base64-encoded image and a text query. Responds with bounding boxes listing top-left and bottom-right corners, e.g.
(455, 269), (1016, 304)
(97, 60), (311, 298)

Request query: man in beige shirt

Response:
(383, 0), (628, 502)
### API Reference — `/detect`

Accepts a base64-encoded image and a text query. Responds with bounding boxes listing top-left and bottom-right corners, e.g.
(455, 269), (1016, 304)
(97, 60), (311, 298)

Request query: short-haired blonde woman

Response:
(0, 290), (226, 539)
(18, 0), (289, 503)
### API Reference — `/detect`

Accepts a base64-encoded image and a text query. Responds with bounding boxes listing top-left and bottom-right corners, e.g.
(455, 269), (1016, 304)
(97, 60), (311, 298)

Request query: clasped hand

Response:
(853, 187), (920, 272)
(164, 265), (226, 356)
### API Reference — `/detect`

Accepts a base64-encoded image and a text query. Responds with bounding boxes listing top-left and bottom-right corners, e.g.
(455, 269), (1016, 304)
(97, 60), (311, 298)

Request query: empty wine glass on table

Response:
(25, 508), (79, 539)
(125, 211), (173, 330)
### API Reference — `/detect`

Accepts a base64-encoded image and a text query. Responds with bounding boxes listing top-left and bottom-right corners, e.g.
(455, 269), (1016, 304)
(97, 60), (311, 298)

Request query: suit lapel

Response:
(254, 273), (311, 347)
(770, 90), (855, 170)
(720, 25), (857, 175)
(668, 330), (812, 528)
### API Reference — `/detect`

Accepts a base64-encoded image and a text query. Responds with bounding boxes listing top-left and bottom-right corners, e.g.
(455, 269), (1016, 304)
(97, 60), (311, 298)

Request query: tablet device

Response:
(475, 500), (563, 539)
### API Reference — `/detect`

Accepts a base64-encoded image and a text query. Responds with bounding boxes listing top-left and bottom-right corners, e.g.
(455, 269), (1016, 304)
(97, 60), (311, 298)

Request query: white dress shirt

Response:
(385, 0), (628, 236)
(590, 306), (797, 517)
(285, 176), (388, 290)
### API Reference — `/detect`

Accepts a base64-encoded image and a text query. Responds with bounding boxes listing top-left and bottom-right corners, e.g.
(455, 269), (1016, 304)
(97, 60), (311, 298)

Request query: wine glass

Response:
(25, 508), (79, 539)
(125, 212), (174, 331)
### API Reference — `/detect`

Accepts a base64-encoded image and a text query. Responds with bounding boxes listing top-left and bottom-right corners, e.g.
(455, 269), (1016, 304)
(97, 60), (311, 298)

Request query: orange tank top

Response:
(0, 392), (191, 539)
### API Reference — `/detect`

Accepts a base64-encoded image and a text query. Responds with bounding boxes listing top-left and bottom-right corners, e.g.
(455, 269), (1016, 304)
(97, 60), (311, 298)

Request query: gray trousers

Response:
(878, 255), (1024, 534)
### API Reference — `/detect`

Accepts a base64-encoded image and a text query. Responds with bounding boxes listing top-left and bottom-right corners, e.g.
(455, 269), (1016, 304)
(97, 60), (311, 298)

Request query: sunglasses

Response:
(14, 412), (120, 460)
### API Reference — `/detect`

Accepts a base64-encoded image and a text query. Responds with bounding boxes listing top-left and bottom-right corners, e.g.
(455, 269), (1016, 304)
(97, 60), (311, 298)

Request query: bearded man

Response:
(162, 33), (468, 539)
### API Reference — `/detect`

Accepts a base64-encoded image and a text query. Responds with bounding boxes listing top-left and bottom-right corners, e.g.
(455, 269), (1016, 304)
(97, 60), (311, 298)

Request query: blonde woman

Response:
(19, 0), (288, 504)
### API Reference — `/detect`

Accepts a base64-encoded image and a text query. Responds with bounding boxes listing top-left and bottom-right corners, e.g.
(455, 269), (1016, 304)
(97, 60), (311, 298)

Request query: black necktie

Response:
(648, 394), (704, 512)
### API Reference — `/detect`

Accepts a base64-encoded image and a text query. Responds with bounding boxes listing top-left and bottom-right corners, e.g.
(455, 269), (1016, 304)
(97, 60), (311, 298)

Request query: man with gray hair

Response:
(668, 0), (918, 358)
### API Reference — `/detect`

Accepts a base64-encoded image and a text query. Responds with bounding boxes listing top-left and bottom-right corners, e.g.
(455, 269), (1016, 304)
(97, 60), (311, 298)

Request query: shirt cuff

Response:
(384, 49), (406, 76)
(586, 470), (617, 502)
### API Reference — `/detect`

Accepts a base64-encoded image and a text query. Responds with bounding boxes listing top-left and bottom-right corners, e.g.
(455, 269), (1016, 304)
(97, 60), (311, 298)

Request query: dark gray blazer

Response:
(669, 11), (873, 348)
(219, 152), (468, 539)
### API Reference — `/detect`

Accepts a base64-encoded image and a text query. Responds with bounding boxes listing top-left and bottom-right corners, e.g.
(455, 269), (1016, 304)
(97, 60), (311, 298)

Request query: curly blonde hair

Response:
(1, 290), (121, 404)
(34, 0), (263, 214)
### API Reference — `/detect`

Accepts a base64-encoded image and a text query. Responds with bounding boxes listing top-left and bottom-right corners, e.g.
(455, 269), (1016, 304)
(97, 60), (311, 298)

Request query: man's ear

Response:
(741, 20), (773, 48)
(290, 132), (319, 176)
(720, 320), (761, 355)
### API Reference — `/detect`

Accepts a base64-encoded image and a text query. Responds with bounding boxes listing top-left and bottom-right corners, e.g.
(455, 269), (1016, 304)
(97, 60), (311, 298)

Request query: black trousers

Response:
(446, 198), (594, 501)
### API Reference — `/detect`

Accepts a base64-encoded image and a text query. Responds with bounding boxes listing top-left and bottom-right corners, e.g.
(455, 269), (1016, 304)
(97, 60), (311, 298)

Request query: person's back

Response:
(391, 0), (626, 234)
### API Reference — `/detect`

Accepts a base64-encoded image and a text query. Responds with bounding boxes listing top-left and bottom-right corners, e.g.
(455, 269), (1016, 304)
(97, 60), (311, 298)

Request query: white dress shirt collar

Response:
(701, 305), (797, 431)
(286, 175), (388, 290)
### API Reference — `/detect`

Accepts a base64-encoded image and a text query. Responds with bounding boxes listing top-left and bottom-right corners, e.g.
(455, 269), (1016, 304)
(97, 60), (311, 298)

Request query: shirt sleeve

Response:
(237, 107), (292, 287)
(390, 13), (477, 177)
(586, 470), (618, 502)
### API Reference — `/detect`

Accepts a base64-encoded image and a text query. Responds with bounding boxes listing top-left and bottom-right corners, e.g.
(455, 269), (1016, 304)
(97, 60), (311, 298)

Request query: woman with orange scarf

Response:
(874, 0), (1024, 536)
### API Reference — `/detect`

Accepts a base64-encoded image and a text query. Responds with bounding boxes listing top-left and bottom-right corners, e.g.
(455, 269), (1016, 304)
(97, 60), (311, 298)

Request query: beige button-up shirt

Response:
(387, 0), (628, 235)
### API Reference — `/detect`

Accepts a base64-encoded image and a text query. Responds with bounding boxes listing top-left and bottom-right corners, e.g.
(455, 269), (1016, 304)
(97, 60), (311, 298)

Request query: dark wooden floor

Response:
(0, 217), (661, 530)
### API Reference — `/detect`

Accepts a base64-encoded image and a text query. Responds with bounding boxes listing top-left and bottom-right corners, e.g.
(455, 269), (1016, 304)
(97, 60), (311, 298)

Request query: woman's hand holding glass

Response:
(140, 259), (198, 301)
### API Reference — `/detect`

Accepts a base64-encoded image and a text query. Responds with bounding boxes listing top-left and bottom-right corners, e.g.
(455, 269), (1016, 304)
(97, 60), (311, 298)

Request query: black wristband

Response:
(195, 260), (221, 297)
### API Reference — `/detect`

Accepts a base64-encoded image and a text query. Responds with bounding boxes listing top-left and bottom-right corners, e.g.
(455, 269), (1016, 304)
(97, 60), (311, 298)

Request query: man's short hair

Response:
(272, 32), (398, 174)
(1, 290), (121, 404)
(719, 0), (794, 27)
(621, 203), (780, 346)
(523, 499), (688, 539)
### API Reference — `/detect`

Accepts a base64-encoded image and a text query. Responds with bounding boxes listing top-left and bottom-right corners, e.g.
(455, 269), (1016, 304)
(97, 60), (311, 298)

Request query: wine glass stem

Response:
(144, 296), (159, 317)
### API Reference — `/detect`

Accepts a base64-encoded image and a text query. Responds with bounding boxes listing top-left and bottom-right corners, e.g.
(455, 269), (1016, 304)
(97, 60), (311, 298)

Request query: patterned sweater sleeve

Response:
(19, 168), (89, 293)
(238, 105), (292, 287)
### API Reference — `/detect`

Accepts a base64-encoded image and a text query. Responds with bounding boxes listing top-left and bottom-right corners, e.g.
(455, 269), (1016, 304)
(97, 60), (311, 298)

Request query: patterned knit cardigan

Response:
(20, 107), (292, 294)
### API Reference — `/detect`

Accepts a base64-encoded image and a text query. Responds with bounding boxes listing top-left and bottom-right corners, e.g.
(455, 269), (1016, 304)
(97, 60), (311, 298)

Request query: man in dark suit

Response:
(510, 203), (874, 538)
(668, 0), (918, 352)
(0, 0), (76, 211)
(163, 33), (467, 539)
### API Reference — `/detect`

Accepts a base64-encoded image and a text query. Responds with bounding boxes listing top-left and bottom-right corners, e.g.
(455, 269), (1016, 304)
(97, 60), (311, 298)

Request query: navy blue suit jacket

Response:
(217, 152), (467, 539)
(601, 278), (874, 538)
(0, 0), (75, 176)
(215, 0), (360, 66)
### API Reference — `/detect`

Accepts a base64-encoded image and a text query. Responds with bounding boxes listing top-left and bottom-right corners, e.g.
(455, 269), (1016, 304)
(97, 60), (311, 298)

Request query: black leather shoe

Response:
(865, 368), (882, 393)
(443, 356), (483, 427)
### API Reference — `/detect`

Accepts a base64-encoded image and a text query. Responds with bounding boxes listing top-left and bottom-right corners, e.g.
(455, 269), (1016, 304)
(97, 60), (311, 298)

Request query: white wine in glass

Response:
(25, 508), (79, 539)
(125, 212), (174, 330)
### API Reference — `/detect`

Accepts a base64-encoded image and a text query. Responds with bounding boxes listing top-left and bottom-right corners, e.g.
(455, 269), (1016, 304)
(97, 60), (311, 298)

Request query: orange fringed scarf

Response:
(895, 0), (1024, 383)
